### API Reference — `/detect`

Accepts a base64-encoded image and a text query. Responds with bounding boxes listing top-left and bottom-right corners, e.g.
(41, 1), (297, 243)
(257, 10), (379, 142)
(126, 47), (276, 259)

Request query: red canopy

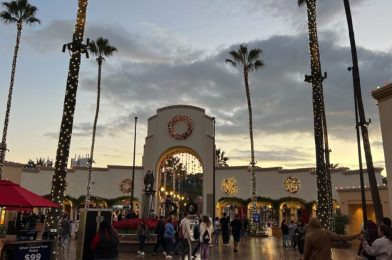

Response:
(0, 180), (59, 208)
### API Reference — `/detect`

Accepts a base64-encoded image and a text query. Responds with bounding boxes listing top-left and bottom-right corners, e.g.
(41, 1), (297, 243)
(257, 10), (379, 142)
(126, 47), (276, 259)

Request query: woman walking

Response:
(200, 215), (213, 260)
(91, 221), (119, 260)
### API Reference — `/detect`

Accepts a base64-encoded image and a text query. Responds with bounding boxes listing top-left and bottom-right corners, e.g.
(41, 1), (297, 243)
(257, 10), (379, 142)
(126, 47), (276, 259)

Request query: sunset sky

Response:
(0, 0), (391, 172)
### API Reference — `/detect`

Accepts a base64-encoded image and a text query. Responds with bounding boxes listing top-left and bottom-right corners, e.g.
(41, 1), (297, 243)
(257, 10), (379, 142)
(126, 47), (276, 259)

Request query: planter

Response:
(118, 233), (157, 243)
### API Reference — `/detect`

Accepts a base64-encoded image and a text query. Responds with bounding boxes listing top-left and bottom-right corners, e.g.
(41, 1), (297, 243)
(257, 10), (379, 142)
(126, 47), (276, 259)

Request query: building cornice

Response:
(336, 184), (388, 192)
(372, 83), (392, 102)
(157, 105), (205, 113)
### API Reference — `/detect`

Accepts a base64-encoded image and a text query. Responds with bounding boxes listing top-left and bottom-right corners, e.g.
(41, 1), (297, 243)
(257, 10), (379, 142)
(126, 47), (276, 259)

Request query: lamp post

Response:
(212, 117), (216, 221)
(343, 0), (383, 224)
(130, 117), (138, 213)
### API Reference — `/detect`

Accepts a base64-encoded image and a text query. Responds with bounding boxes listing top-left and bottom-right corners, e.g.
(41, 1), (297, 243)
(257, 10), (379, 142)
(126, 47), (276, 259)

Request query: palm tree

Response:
(225, 44), (264, 214)
(0, 0), (40, 179)
(216, 148), (229, 167)
(343, 0), (383, 223)
(298, 0), (333, 229)
(84, 37), (117, 208)
(46, 0), (89, 238)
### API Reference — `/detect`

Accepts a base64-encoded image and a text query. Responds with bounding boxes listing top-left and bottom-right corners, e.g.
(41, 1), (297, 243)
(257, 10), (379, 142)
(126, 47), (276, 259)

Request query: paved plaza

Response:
(59, 236), (361, 260)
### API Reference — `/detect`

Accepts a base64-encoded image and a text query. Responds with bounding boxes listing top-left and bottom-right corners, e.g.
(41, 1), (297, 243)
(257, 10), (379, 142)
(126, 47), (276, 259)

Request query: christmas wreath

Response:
(119, 178), (133, 193)
(168, 115), (193, 140)
(284, 176), (300, 193)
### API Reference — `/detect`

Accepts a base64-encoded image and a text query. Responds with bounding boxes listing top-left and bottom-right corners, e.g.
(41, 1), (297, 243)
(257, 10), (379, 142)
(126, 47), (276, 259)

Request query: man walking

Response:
(179, 212), (193, 260)
(220, 213), (230, 245)
(153, 216), (166, 256)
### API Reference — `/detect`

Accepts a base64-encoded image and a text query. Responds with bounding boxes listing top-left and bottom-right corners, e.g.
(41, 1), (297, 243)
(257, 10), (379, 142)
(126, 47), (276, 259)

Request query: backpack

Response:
(202, 229), (210, 243)
(178, 223), (184, 240)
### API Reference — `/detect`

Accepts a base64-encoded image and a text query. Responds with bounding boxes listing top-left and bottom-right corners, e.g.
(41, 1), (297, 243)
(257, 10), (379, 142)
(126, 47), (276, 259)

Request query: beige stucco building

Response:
(0, 104), (389, 228)
(372, 83), (392, 217)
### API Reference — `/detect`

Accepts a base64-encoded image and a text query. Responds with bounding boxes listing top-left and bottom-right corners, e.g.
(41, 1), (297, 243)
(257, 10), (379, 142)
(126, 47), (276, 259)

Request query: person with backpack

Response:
(200, 215), (213, 260)
(191, 218), (202, 258)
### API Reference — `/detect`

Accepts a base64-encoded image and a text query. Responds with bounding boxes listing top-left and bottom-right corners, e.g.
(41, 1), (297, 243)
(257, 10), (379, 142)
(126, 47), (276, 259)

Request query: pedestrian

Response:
(200, 215), (213, 260)
(303, 217), (360, 260)
(153, 216), (167, 256)
(213, 217), (220, 244)
(288, 220), (297, 248)
(164, 216), (176, 259)
(60, 214), (71, 250)
(242, 218), (249, 240)
(382, 217), (391, 227)
(191, 218), (202, 258)
(220, 213), (230, 245)
(230, 214), (242, 253)
(179, 212), (193, 260)
(137, 220), (148, 255)
(358, 220), (379, 260)
(281, 219), (290, 248)
(295, 219), (306, 257)
(362, 224), (392, 260)
(91, 220), (119, 260)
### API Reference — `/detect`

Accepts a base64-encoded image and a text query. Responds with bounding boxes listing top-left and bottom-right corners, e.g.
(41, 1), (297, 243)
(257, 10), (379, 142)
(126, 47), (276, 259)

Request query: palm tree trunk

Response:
(306, 0), (332, 229)
(243, 69), (257, 213)
(343, 0), (383, 224)
(85, 60), (102, 208)
(0, 22), (23, 179)
(46, 0), (89, 236)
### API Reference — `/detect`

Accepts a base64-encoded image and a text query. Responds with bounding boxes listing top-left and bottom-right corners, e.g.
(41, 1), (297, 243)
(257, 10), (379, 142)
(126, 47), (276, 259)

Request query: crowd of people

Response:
(280, 216), (392, 260)
(87, 210), (392, 260)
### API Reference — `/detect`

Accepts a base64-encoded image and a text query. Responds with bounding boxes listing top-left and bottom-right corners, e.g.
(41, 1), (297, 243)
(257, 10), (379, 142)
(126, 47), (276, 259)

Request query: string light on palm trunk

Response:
(46, 0), (89, 243)
(302, 0), (333, 229)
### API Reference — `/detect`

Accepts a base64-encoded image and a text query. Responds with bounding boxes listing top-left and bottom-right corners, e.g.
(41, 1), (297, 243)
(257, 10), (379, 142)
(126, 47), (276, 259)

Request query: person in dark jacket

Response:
(230, 214), (242, 253)
(91, 221), (119, 260)
(281, 219), (290, 248)
(153, 216), (167, 256)
(220, 213), (230, 245)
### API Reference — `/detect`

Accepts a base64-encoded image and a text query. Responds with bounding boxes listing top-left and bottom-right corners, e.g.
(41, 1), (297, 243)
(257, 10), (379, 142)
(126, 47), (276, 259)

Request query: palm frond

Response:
(298, 0), (306, 7)
(0, 11), (17, 23)
(89, 37), (117, 60)
(1, 0), (39, 24)
(248, 48), (261, 61)
(225, 58), (236, 67)
(254, 60), (264, 70)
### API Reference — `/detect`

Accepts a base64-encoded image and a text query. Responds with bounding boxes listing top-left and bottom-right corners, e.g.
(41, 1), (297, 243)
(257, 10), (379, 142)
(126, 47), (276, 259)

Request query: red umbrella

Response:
(0, 180), (59, 208)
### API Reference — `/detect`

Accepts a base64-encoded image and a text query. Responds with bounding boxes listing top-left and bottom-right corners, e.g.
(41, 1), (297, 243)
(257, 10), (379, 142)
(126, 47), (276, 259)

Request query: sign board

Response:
(252, 213), (261, 223)
(14, 241), (52, 260)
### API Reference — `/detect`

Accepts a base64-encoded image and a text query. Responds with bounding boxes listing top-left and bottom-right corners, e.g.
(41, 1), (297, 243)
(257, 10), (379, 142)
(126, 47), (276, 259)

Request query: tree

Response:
(84, 37), (117, 208)
(46, 0), (89, 238)
(0, 0), (40, 179)
(343, 0), (383, 224)
(216, 148), (229, 167)
(298, 0), (333, 229)
(225, 44), (264, 214)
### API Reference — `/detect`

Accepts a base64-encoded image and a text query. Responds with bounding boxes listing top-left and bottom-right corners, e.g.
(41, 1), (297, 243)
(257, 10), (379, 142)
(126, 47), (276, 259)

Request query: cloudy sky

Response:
(0, 0), (391, 172)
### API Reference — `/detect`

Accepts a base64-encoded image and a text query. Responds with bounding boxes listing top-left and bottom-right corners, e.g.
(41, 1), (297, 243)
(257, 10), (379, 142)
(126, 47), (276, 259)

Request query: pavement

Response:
(59, 236), (361, 260)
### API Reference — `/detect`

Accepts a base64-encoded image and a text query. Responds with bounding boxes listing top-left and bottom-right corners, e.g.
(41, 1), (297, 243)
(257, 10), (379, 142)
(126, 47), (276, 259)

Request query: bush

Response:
(332, 212), (349, 234)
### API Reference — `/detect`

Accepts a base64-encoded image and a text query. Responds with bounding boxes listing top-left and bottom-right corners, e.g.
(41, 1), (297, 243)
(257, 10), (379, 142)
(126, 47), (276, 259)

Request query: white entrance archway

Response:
(143, 105), (214, 215)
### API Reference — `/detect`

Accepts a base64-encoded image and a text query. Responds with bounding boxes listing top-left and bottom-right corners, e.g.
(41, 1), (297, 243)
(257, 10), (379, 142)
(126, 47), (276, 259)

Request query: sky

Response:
(0, 0), (391, 172)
